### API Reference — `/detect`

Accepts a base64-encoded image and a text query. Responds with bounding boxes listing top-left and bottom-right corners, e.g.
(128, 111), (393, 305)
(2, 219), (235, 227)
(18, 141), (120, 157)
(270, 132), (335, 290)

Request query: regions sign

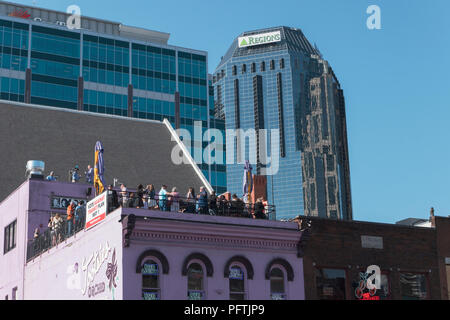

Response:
(238, 31), (281, 48)
(85, 192), (107, 230)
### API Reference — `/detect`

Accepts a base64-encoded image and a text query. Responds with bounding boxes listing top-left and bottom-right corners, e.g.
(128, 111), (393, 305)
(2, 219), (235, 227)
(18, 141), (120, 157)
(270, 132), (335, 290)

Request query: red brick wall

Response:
(435, 216), (450, 300)
(301, 217), (442, 300)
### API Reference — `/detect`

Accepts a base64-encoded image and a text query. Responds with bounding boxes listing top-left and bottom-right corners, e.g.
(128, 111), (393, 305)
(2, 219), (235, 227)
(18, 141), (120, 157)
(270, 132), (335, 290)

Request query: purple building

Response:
(1, 177), (306, 300)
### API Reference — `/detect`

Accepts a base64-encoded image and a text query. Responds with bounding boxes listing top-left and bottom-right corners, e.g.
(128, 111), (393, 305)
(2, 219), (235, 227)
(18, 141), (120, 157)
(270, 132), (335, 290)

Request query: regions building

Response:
(213, 27), (352, 220)
(0, 1), (226, 195)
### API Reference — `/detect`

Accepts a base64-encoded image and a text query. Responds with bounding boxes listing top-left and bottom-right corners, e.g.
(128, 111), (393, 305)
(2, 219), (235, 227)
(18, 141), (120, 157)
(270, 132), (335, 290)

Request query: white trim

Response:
(0, 98), (162, 125)
(162, 118), (213, 194)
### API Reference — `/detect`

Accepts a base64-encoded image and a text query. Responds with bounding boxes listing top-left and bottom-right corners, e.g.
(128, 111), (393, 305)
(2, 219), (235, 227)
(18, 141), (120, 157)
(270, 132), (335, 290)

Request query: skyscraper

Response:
(213, 26), (352, 220)
(0, 1), (225, 193)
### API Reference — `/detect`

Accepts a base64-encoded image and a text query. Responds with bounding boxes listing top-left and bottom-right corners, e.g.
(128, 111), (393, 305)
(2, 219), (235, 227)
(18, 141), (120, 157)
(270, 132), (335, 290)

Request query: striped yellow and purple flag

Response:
(94, 141), (106, 196)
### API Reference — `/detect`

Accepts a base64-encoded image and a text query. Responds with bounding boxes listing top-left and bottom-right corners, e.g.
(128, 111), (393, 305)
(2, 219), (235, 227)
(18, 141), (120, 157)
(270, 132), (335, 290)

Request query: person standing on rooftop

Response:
(170, 187), (180, 212)
(46, 171), (57, 181)
(159, 185), (168, 211)
(85, 165), (94, 184)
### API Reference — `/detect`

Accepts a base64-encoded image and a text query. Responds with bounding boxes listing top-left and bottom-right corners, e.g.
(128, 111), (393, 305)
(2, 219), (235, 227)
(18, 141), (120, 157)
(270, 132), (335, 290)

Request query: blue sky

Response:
(11, 0), (450, 224)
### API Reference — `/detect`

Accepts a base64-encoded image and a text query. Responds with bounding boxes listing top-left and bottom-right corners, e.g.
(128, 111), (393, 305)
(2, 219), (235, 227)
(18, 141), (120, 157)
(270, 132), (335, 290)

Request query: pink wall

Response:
(24, 208), (123, 300)
(1, 179), (306, 300)
(122, 209), (305, 300)
(0, 180), (30, 300)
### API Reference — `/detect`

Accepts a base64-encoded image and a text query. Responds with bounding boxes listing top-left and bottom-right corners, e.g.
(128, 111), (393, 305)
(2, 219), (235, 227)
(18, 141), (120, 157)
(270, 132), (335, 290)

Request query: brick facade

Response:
(300, 216), (442, 300)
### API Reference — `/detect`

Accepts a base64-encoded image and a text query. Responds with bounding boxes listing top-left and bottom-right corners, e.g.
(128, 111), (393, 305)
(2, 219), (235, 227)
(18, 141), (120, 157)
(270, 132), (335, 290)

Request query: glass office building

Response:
(0, 1), (226, 194)
(213, 26), (352, 220)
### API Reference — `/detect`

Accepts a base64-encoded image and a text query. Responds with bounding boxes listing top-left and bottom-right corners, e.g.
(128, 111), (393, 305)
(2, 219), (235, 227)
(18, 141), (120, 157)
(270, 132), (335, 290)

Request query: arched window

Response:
(229, 265), (246, 300)
(142, 259), (161, 300)
(187, 262), (205, 300)
(260, 61), (266, 72)
(270, 267), (286, 300)
(270, 60), (275, 70)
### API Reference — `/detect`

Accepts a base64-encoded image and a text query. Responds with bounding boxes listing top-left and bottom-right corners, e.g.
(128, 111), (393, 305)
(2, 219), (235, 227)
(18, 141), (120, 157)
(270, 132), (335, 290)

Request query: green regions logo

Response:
(238, 31), (281, 48)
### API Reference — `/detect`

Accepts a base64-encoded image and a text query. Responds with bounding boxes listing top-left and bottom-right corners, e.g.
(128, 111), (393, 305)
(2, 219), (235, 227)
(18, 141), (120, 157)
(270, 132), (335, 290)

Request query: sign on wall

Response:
(85, 192), (107, 230)
(51, 196), (86, 210)
(238, 31), (281, 48)
(143, 291), (159, 300)
(66, 241), (119, 299)
(142, 264), (159, 276)
(229, 267), (244, 280)
(361, 235), (383, 249)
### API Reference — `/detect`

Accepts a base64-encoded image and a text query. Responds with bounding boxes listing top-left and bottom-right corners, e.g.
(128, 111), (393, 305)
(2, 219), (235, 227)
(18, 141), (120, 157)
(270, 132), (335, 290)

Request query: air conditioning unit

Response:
(25, 160), (45, 179)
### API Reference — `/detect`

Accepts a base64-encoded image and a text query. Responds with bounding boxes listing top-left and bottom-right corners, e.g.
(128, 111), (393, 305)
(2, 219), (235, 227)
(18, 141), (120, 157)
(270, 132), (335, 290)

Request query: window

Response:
(260, 61), (266, 72)
(142, 260), (161, 300)
(4, 220), (17, 254)
(241, 64), (246, 74)
(232, 65), (237, 76)
(400, 273), (428, 300)
(315, 268), (346, 300)
(270, 60), (275, 70)
(229, 266), (246, 300)
(270, 268), (286, 300)
(280, 58), (285, 69)
(187, 263), (205, 300)
(251, 62), (256, 73)
(378, 273), (391, 300)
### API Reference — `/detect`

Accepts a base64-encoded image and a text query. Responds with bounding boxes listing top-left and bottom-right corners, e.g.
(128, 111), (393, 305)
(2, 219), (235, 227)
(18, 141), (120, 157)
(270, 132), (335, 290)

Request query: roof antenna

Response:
(314, 42), (323, 58)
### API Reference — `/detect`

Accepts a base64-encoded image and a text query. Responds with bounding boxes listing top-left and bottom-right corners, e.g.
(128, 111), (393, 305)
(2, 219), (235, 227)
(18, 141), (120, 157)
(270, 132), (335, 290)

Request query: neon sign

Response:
(8, 9), (31, 19)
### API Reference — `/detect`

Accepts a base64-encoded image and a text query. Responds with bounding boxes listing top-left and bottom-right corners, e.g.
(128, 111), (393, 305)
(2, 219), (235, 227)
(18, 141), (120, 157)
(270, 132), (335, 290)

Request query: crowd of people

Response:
(34, 200), (87, 246)
(106, 184), (270, 220)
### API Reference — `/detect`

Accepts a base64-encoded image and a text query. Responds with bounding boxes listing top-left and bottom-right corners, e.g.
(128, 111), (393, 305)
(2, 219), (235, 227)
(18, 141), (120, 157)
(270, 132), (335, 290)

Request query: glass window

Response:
(142, 260), (160, 300)
(270, 268), (286, 300)
(3, 220), (17, 254)
(187, 263), (205, 300)
(400, 273), (428, 300)
(315, 268), (346, 300)
(270, 60), (275, 70)
(229, 266), (246, 300)
(378, 273), (391, 300)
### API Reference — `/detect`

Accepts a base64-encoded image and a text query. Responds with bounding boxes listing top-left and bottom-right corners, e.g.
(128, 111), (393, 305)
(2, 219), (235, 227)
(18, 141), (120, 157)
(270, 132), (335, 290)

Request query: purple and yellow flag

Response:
(94, 141), (106, 196)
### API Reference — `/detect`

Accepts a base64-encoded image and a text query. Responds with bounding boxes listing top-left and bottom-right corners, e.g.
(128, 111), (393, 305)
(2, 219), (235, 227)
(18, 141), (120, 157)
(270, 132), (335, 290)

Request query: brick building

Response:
(299, 216), (443, 300)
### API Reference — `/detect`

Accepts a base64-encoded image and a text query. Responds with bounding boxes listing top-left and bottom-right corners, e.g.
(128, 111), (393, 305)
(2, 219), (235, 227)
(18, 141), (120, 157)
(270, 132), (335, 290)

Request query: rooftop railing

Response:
(26, 212), (85, 262)
(110, 190), (276, 220)
(26, 191), (276, 262)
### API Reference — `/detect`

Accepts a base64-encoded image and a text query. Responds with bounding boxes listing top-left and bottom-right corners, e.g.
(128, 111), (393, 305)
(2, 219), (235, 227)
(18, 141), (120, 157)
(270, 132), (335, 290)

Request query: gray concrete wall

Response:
(0, 100), (204, 202)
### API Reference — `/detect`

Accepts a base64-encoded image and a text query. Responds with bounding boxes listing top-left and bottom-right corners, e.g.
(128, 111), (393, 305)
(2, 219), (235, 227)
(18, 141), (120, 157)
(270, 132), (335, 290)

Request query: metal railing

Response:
(110, 191), (276, 220)
(27, 192), (276, 262)
(27, 212), (86, 262)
